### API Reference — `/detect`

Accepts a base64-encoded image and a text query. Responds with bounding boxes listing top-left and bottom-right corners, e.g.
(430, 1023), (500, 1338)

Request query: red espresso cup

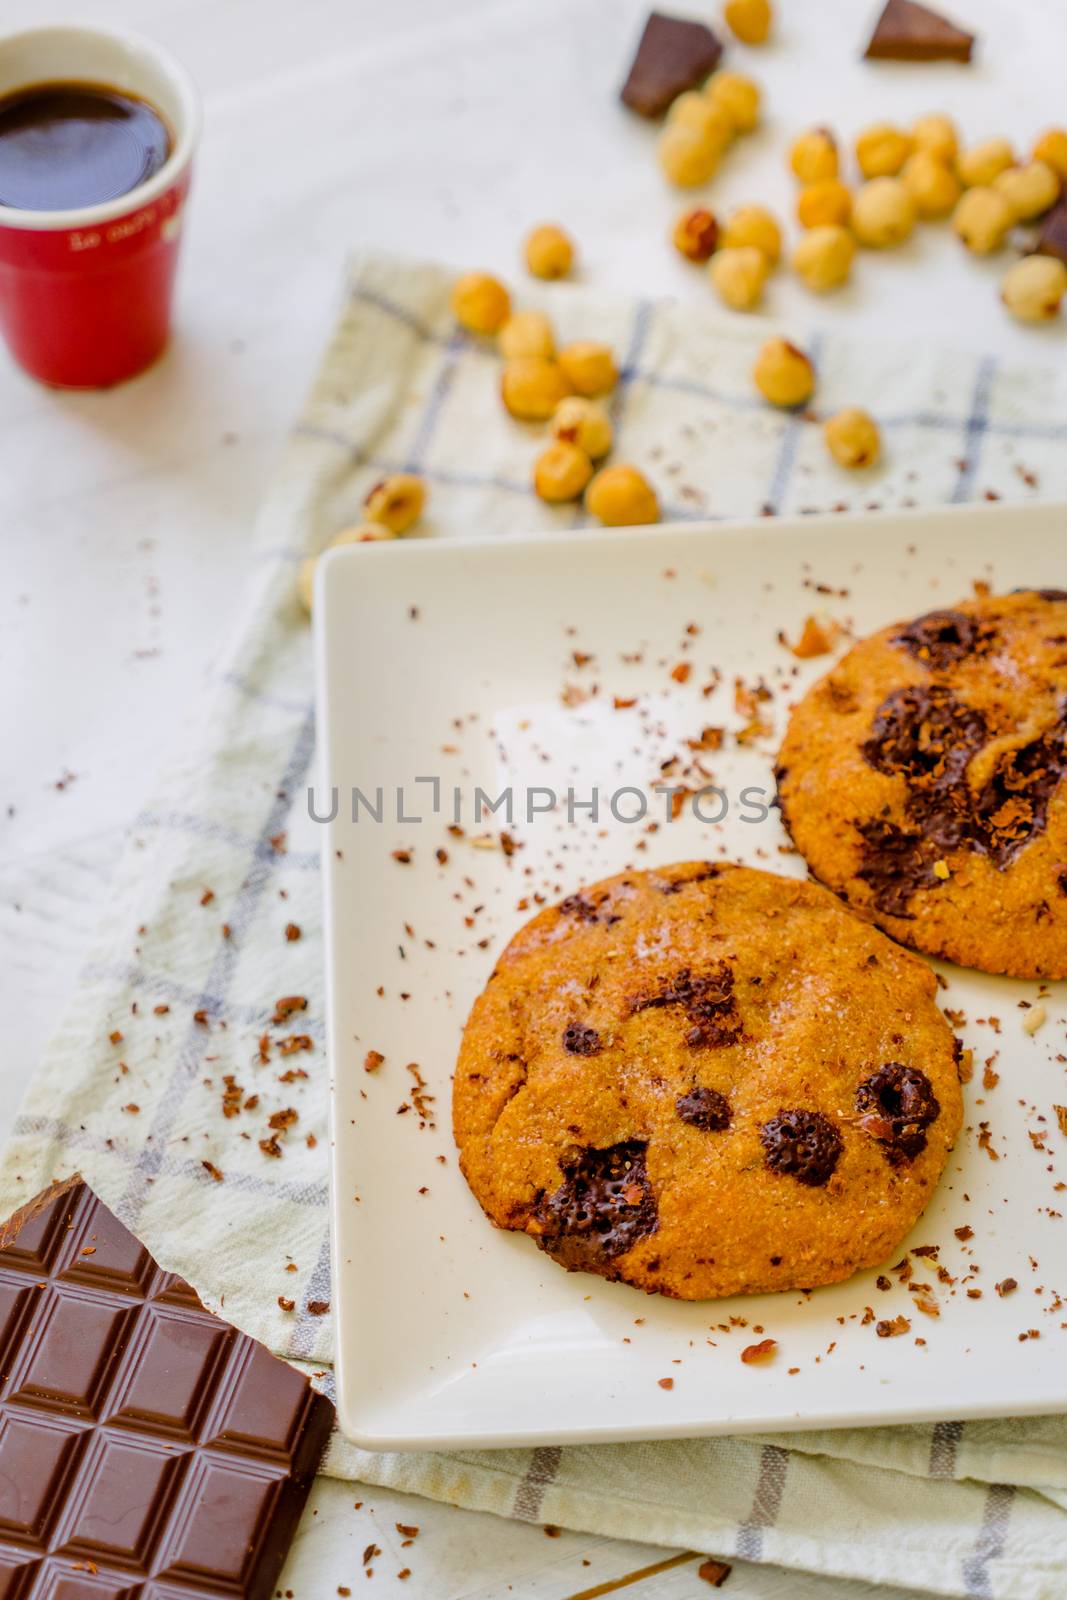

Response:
(0, 25), (200, 388)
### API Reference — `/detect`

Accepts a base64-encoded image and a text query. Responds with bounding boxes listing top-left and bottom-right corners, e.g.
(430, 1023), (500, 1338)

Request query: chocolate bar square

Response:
(0, 1176), (334, 1598)
(620, 12), (723, 118)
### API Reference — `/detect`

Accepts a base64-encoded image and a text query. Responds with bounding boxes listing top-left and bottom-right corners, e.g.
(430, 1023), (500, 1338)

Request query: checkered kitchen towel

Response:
(5, 254), (1067, 1599)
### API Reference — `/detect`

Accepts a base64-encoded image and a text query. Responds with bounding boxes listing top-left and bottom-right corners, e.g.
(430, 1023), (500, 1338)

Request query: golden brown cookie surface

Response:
(777, 589), (1067, 978)
(453, 862), (962, 1300)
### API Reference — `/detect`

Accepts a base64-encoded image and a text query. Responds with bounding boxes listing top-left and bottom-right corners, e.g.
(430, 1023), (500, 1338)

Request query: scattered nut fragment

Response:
(501, 356), (571, 420)
(721, 204), (781, 264)
(993, 161), (1061, 222)
(912, 113), (958, 164)
(1001, 255), (1067, 322)
(558, 341), (617, 397)
(709, 245), (768, 310)
(297, 524), (395, 613)
(706, 70), (761, 134)
(824, 407), (881, 468)
(856, 121), (913, 179)
(669, 91), (735, 151)
(901, 150), (961, 218)
(789, 127), (839, 185)
(552, 396), (614, 460)
(796, 179), (851, 229)
(740, 1337), (778, 1364)
(952, 186), (1014, 254)
(673, 206), (719, 262)
(1022, 1003), (1048, 1035)
(658, 122), (722, 187)
(451, 271), (511, 335)
(499, 310), (555, 360)
(851, 177), (917, 248)
(365, 473), (426, 533)
(957, 137), (1015, 190)
(753, 337), (815, 407)
(1033, 127), (1067, 183)
(584, 464), (660, 526)
(534, 440), (594, 502)
(792, 225), (855, 291)
(723, 0), (772, 45)
(524, 223), (575, 280)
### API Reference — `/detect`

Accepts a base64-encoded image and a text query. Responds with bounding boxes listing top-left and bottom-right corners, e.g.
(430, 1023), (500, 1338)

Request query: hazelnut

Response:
(752, 337), (815, 407)
(957, 137), (1015, 189)
(364, 473), (426, 533)
(856, 122), (913, 179)
(499, 310), (555, 361)
(1001, 255), (1067, 323)
(721, 204), (781, 264)
(558, 341), (617, 397)
(851, 177), (916, 248)
(501, 356), (572, 420)
(297, 525), (394, 614)
(669, 91), (735, 151)
(658, 123), (721, 187)
(789, 127), (839, 185)
(952, 186), (1014, 255)
(796, 179), (851, 229)
(708, 245), (769, 310)
(524, 223), (575, 280)
(824, 407), (881, 469)
(993, 161), (1061, 222)
(672, 207), (719, 262)
(723, 0), (772, 44)
(706, 71), (761, 135)
(792, 225), (855, 292)
(534, 441), (594, 502)
(552, 396), (614, 460)
(584, 464), (660, 527)
(901, 151), (961, 219)
(1033, 128), (1067, 183)
(451, 271), (511, 335)
(911, 113), (958, 164)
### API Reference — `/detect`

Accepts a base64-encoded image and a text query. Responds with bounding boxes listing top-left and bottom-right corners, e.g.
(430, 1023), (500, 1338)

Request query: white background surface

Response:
(3, 0), (1065, 1593)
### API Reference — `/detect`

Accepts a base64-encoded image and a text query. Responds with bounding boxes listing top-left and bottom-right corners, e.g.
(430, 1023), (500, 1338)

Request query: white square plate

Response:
(316, 502), (1067, 1451)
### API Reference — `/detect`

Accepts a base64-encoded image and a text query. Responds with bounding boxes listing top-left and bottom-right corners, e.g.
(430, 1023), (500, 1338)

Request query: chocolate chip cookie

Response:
(777, 589), (1067, 978)
(453, 862), (962, 1300)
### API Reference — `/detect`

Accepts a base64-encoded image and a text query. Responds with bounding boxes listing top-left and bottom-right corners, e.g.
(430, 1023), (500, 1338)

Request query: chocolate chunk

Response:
(1034, 203), (1067, 267)
(863, 0), (975, 62)
(620, 12), (723, 118)
(0, 1176), (333, 1598)
(856, 816), (939, 917)
(892, 608), (990, 670)
(972, 718), (1067, 865)
(858, 685), (988, 913)
(562, 1022), (602, 1056)
(862, 683), (986, 788)
(559, 892), (600, 921)
(856, 1063), (941, 1163)
(658, 862), (722, 893)
(534, 1142), (658, 1270)
(676, 1086), (732, 1131)
(630, 962), (743, 1048)
(760, 1109), (842, 1186)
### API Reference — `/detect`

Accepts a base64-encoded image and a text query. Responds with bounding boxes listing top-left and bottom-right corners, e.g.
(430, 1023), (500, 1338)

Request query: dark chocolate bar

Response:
(0, 1175), (334, 1598)
(864, 0), (975, 62)
(620, 12), (723, 118)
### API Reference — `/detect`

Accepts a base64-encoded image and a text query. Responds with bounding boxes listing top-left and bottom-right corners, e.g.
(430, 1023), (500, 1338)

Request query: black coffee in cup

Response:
(0, 81), (170, 211)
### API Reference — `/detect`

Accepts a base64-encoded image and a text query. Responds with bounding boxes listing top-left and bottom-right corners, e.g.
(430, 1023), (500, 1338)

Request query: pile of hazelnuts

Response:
(659, 1), (1067, 323)
(452, 229), (659, 525)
